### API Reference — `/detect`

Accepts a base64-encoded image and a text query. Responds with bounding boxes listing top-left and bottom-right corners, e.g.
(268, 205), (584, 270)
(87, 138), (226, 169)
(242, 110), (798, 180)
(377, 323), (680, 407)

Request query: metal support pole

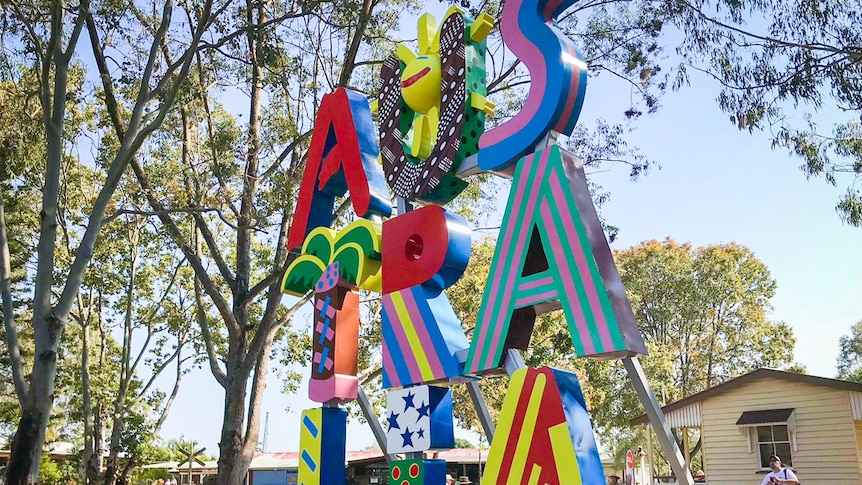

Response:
(503, 348), (526, 376)
(358, 385), (395, 463)
(465, 380), (495, 443)
(623, 357), (693, 485)
(396, 197), (412, 215)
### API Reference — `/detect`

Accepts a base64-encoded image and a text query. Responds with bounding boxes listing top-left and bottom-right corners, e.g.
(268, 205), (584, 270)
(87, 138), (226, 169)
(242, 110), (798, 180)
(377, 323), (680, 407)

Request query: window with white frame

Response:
(756, 424), (793, 469)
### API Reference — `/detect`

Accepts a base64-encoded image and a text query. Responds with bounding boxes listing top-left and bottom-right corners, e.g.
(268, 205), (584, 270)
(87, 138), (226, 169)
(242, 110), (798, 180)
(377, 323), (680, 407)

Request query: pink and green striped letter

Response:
(465, 145), (647, 374)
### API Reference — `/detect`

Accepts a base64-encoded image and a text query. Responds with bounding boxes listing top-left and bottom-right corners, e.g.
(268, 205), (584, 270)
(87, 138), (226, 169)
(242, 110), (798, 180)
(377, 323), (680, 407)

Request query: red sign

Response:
(625, 449), (634, 485)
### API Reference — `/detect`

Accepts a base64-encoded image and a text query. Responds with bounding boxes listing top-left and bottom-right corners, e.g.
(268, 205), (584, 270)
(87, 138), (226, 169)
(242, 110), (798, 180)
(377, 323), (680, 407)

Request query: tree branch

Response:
(196, 227), (228, 387)
(193, 45), (241, 219)
(154, 337), (185, 434)
(87, 2), (236, 336)
(243, 346), (269, 456)
(679, 0), (860, 56)
(259, 128), (314, 182)
(239, 291), (312, 378)
(129, 256), (186, 378)
(133, 336), (183, 404)
(337, 0), (375, 87)
(129, 157), (240, 333)
(53, 0), (180, 320)
(0, 193), (27, 405)
(134, 0), (216, 148)
(103, 207), (235, 228)
(258, 211), (291, 328)
(198, 4), (319, 52)
(60, 0), (90, 62)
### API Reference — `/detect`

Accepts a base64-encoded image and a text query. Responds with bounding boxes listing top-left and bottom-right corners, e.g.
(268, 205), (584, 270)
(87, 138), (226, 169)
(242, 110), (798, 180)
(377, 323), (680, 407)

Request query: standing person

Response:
(446, 474), (455, 485)
(760, 455), (799, 485)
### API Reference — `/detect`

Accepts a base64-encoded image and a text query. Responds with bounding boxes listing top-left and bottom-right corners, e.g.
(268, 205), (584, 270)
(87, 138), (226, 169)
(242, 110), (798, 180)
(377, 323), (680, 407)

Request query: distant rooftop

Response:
(159, 448), (494, 472)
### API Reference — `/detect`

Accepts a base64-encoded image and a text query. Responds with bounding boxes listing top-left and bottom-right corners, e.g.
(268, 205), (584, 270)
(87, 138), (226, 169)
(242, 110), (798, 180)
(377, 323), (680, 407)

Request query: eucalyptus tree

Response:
(71, 205), (193, 485)
(95, 0), (418, 479)
(0, 0), (218, 481)
(837, 320), (862, 383)
(0, 68), (45, 440)
(663, 0), (862, 224)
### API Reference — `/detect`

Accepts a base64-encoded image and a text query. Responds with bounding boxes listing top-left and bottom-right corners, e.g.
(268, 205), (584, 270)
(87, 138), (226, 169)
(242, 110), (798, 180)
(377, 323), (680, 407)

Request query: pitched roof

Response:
(631, 368), (862, 426)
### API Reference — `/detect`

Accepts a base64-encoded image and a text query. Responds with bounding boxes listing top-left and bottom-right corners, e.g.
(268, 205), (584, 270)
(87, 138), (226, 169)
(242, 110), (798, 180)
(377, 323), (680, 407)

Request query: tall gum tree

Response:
(0, 0), (217, 481)
(107, 0), (419, 478)
(837, 320), (862, 383)
(663, 0), (862, 225)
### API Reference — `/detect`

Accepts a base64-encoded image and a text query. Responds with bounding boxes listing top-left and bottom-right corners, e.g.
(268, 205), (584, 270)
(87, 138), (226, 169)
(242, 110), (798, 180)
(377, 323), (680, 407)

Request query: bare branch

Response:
(259, 128), (314, 182)
(133, 337), (183, 404)
(198, 4), (320, 52)
(244, 197), (351, 302)
(193, 45), (241, 218)
(679, 0), (860, 56)
(129, 257), (186, 377)
(0, 193), (27, 405)
(195, 226), (228, 387)
(154, 335), (185, 434)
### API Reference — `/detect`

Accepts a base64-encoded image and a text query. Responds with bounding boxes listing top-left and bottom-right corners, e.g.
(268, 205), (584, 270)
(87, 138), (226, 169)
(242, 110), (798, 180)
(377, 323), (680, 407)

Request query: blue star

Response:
(402, 391), (416, 411)
(417, 428), (425, 439)
(387, 411), (400, 431)
(415, 401), (431, 421)
(400, 427), (415, 448)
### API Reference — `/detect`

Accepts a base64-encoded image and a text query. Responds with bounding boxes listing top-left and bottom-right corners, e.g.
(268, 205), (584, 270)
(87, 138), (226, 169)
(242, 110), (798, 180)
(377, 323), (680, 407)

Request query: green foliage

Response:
(837, 320), (862, 382)
(454, 437), (475, 449)
(612, 239), (797, 395)
(666, 0), (862, 224)
(38, 454), (76, 485)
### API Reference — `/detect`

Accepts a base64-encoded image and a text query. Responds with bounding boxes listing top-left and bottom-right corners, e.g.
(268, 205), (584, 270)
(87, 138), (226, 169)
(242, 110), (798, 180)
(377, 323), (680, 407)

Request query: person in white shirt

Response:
(761, 455), (799, 485)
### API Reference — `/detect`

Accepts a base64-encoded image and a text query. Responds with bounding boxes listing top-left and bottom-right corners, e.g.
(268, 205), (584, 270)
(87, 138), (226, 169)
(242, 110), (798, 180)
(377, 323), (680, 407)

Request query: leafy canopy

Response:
(837, 320), (862, 383)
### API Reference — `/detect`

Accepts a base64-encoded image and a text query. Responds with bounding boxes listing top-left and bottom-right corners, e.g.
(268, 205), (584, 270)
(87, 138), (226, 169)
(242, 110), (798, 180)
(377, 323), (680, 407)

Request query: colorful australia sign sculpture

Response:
(285, 1), (646, 484)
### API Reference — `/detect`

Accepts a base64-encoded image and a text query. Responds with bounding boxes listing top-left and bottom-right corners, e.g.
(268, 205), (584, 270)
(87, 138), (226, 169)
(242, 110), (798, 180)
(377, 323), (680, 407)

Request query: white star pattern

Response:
(386, 386), (432, 453)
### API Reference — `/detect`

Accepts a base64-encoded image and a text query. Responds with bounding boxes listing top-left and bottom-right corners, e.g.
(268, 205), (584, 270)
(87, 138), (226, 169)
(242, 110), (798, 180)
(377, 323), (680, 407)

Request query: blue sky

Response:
(156, 6), (862, 456)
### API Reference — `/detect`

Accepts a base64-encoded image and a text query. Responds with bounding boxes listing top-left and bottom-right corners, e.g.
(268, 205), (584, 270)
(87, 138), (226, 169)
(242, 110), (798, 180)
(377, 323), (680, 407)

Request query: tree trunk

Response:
(6, 409), (48, 485)
(214, 2), (264, 483)
(7, 313), (63, 484)
(90, 312), (109, 481)
(88, 406), (105, 483)
(102, 413), (126, 485)
(215, 358), (253, 485)
(104, 241), (138, 485)
(79, 311), (94, 484)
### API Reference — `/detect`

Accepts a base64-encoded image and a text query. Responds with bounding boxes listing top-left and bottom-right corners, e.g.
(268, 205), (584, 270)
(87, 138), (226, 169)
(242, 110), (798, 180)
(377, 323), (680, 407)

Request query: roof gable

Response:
(631, 368), (862, 425)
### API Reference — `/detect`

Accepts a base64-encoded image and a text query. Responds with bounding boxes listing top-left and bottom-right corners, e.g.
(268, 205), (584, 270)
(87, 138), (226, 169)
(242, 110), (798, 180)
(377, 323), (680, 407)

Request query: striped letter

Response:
(477, 0), (587, 174)
(482, 367), (604, 485)
(380, 204), (471, 388)
(466, 146), (646, 375)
